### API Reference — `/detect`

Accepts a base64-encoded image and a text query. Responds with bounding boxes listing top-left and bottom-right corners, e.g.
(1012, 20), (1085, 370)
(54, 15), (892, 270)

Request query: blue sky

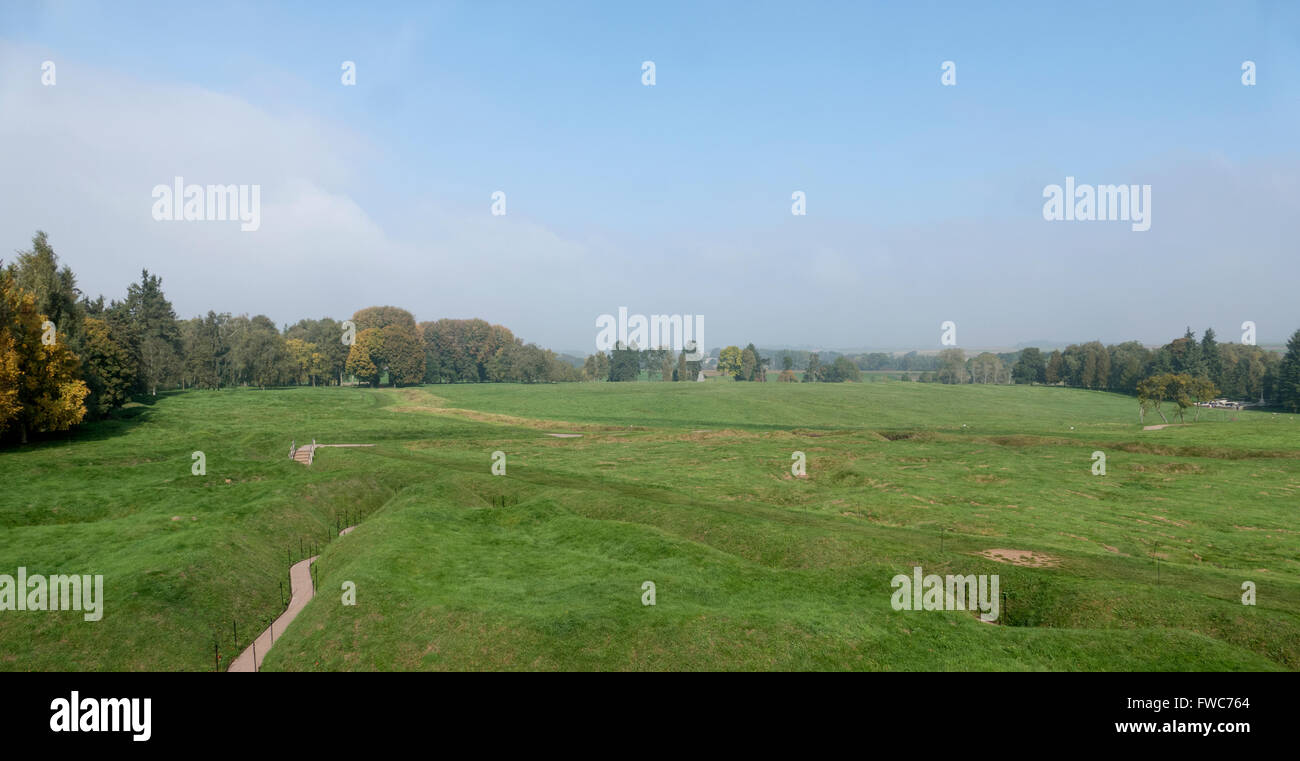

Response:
(1, 1), (1297, 352)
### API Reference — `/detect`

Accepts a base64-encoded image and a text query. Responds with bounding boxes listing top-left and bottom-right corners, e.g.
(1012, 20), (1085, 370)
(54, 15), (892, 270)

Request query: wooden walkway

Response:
(289, 442), (374, 466)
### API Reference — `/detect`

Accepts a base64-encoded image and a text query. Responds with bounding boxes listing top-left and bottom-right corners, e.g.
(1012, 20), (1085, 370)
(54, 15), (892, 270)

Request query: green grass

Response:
(1, 381), (1296, 670)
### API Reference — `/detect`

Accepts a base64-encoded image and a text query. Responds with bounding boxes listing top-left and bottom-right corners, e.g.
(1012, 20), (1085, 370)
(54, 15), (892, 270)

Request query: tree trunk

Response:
(20, 423), (27, 445)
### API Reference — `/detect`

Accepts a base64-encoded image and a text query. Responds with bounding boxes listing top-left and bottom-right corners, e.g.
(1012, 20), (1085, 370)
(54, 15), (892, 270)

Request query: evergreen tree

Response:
(1278, 329), (1300, 412)
(1201, 327), (1222, 388)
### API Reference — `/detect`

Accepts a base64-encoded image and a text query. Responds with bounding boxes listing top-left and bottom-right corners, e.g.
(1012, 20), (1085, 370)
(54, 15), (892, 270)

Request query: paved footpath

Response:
(228, 525), (355, 672)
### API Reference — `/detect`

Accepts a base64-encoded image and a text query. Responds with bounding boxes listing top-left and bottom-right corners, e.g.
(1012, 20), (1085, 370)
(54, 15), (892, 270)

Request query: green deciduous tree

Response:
(1012, 347), (1045, 384)
(823, 356), (861, 382)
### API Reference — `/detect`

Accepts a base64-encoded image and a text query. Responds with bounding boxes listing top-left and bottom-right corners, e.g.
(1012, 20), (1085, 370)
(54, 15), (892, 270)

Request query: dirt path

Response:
(1142, 423), (1189, 431)
(228, 524), (357, 672)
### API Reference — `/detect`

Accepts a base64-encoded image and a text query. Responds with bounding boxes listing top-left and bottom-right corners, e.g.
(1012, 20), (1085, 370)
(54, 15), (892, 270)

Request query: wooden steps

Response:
(289, 442), (373, 466)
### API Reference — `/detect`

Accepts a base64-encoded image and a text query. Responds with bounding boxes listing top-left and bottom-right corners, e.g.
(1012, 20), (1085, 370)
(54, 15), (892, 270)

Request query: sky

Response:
(1, 1), (1297, 354)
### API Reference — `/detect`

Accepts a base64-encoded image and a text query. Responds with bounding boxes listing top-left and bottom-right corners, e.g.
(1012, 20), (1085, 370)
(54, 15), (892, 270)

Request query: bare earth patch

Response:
(390, 387), (621, 432)
(978, 548), (1061, 568)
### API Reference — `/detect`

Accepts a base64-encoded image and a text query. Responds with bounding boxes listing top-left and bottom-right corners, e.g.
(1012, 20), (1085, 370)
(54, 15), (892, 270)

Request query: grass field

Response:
(2, 380), (1297, 671)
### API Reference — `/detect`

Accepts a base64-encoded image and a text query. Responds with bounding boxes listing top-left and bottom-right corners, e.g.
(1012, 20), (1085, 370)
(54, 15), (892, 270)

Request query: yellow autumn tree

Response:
(344, 329), (380, 387)
(285, 338), (314, 385)
(0, 268), (89, 443)
(0, 329), (20, 429)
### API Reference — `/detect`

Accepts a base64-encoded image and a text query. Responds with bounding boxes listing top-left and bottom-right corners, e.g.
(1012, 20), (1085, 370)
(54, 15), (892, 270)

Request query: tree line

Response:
(587, 342), (705, 382)
(7, 231), (1300, 445)
(0, 232), (579, 444)
(1009, 328), (1297, 406)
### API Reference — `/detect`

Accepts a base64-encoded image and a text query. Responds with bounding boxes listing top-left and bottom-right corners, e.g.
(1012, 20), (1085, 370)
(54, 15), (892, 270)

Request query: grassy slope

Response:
(1, 381), (1296, 670)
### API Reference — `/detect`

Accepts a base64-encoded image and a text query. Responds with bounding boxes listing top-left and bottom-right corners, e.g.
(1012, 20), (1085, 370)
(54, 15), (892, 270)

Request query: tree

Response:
(803, 352), (821, 383)
(1201, 327), (1222, 388)
(287, 317), (348, 385)
(1079, 341), (1110, 389)
(1139, 372), (1202, 423)
(1137, 374), (1168, 424)
(232, 315), (291, 389)
(341, 322), (424, 387)
(1166, 328), (1203, 378)
(179, 311), (233, 389)
(285, 338), (316, 385)
(718, 346), (743, 378)
(0, 267), (89, 443)
(583, 352), (610, 381)
(1189, 376), (1218, 421)
(1060, 344), (1084, 387)
(139, 333), (181, 396)
(1045, 350), (1063, 384)
(381, 323), (426, 386)
(79, 316), (134, 416)
(1166, 373), (1194, 422)
(8, 231), (83, 352)
(1107, 341), (1150, 393)
(937, 348), (967, 384)
(351, 306), (417, 333)
(738, 347), (757, 381)
(1278, 329), (1300, 412)
(660, 350), (676, 382)
(970, 352), (1003, 384)
(608, 341), (640, 382)
(823, 356), (861, 382)
(744, 343), (768, 382)
(345, 329), (382, 386)
(1012, 347), (1045, 384)
(119, 270), (180, 395)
